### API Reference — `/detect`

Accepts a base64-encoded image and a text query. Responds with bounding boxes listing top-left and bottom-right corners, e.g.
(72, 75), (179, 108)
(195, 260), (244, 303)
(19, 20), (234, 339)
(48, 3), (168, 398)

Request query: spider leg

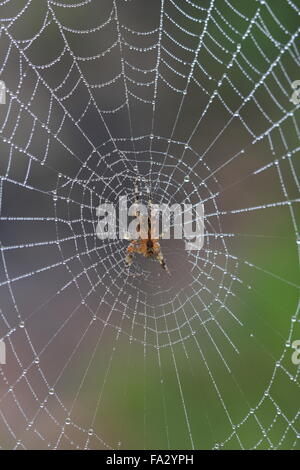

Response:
(134, 176), (140, 205)
(125, 253), (133, 266)
(126, 241), (136, 266)
(156, 250), (170, 275)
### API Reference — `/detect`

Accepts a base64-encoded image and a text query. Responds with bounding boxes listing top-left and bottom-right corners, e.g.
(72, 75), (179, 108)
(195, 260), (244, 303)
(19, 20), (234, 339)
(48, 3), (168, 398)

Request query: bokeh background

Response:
(0, 0), (299, 450)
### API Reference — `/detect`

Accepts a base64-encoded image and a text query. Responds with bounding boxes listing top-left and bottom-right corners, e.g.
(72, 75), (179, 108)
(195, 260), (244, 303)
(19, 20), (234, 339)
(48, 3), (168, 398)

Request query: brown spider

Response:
(125, 178), (170, 274)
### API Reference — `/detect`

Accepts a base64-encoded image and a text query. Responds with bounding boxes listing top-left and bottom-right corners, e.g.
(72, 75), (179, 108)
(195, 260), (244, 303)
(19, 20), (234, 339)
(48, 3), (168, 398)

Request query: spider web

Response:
(0, 0), (299, 450)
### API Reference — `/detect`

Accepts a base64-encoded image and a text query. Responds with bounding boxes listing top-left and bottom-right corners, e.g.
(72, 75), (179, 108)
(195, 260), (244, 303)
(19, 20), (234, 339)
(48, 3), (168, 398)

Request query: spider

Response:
(125, 177), (170, 274)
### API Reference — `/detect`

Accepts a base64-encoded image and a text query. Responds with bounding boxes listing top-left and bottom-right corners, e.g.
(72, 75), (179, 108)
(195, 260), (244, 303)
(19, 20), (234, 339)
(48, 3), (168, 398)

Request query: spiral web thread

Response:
(0, 0), (299, 450)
